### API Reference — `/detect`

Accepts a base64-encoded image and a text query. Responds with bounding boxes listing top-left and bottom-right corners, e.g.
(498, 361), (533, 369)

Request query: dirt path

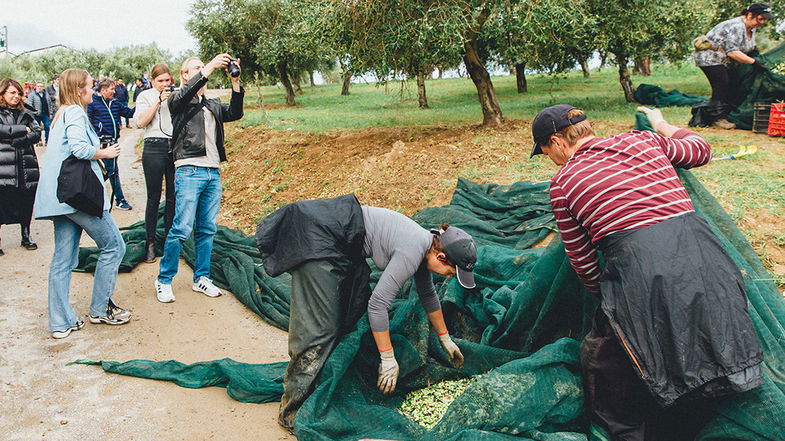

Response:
(0, 119), (295, 440)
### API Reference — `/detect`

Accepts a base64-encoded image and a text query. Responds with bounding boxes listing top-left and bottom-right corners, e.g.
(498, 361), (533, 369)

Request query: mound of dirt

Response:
(220, 120), (552, 232)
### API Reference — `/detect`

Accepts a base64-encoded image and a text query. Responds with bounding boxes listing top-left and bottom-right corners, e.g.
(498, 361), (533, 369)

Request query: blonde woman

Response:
(34, 69), (132, 339)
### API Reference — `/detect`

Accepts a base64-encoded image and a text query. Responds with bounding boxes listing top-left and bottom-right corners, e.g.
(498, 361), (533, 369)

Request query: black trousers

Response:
(699, 65), (743, 116)
(279, 259), (346, 430)
(581, 310), (715, 441)
(141, 138), (175, 242)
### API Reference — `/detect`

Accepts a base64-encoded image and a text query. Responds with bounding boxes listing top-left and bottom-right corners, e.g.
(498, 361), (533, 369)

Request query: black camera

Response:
(167, 84), (176, 92)
(99, 135), (118, 148)
(227, 57), (240, 78)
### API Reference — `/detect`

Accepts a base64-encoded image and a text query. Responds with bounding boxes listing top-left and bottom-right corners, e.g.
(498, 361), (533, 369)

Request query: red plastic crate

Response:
(769, 102), (785, 136)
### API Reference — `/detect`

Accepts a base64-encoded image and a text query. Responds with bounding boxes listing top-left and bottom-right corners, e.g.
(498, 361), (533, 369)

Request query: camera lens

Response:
(228, 59), (240, 78)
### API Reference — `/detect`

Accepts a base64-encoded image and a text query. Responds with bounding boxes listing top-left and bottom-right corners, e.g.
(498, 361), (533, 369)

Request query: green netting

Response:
(73, 175), (785, 441)
(633, 84), (708, 107)
(634, 42), (785, 130)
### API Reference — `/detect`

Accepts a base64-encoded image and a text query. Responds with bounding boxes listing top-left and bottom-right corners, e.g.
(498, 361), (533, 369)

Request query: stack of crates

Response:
(770, 102), (785, 136)
(753, 103), (771, 134)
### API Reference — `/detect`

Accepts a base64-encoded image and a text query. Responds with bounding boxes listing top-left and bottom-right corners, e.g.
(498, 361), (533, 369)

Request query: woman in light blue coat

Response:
(34, 69), (132, 339)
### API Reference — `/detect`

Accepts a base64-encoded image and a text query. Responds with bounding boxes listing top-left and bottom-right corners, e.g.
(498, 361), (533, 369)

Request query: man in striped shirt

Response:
(530, 104), (763, 441)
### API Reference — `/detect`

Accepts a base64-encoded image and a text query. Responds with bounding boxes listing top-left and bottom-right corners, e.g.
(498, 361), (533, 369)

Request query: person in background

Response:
(256, 196), (473, 430)
(134, 63), (176, 264)
(132, 77), (145, 103)
(28, 81), (54, 145)
(529, 104), (763, 440)
(114, 77), (131, 128)
(46, 75), (60, 116)
(153, 54), (244, 303)
(86, 78), (135, 210)
(693, 3), (773, 129)
(34, 68), (131, 339)
(142, 72), (152, 89)
(0, 78), (41, 254)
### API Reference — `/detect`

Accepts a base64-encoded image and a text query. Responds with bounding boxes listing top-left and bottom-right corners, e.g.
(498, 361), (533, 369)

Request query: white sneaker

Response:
(155, 279), (175, 303)
(192, 276), (222, 297)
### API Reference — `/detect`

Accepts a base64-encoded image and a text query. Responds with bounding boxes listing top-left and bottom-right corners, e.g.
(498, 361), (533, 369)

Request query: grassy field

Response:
(220, 64), (784, 289)
(239, 64), (714, 132)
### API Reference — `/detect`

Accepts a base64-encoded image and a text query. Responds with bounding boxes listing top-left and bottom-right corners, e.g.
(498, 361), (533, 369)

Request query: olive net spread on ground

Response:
(73, 174), (785, 441)
(635, 42), (785, 129)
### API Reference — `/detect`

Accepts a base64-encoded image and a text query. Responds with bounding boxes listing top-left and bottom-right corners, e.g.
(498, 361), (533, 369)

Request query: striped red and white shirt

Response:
(549, 129), (712, 293)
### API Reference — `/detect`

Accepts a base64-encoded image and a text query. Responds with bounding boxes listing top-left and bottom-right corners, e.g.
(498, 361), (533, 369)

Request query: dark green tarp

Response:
(634, 42), (785, 130)
(73, 175), (785, 440)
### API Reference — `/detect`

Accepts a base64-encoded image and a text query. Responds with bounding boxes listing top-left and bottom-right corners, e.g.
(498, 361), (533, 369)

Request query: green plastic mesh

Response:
(634, 42), (785, 130)
(73, 175), (785, 441)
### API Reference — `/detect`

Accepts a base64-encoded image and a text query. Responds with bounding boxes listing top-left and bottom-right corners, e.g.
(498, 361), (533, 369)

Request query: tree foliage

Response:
(587, 0), (714, 102)
(2, 44), (173, 84)
(317, 0), (464, 107)
(188, 0), (327, 106)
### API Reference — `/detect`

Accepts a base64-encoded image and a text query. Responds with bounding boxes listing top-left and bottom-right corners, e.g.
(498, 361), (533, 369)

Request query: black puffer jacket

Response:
(168, 72), (244, 163)
(0, 105), (41, 190)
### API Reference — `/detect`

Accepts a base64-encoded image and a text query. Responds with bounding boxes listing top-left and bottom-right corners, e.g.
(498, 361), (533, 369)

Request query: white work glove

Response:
(636, 106), (666, 130)
(439, 333), (464, 368)
(377, 349), (399, 394)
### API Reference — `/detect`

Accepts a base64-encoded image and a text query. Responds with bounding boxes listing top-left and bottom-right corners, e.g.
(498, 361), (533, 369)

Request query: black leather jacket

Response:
(168, 72), (244, 163)
(0, 105), (41, 189)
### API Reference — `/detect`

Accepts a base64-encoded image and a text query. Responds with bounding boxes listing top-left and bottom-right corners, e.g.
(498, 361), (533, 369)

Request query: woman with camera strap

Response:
(134, 63), (176, 263)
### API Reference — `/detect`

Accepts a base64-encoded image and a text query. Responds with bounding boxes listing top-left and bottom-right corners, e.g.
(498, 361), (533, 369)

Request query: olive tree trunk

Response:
(309, 70), (316, 87)
(515, 63), (527, 93)
(341, 71), (351, 95)
(463, 8), (504, 126)
(278, 61), (296, 106)
(615, 53), (635, 103)
(417, 71), (429, 108)
(580, 60), (590, 78)
(291, 71), (303, 94)
(634, 57), (651, 76)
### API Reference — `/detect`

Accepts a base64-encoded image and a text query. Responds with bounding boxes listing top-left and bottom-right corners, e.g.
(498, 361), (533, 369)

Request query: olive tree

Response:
(318, 0), (463, 108)
(587, 0), (712, 102)
(188, 0), (324, 106)
(484, 0), (598, 93)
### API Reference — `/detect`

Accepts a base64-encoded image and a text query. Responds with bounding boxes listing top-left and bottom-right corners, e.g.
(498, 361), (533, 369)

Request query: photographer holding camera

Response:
(86, 79), (136, 211)
(153, 54), (244, 303)
(134, 63), (176, 263)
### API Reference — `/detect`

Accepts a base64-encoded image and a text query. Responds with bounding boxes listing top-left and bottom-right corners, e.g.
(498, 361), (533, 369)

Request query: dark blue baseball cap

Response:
(530, 104), (587, 158)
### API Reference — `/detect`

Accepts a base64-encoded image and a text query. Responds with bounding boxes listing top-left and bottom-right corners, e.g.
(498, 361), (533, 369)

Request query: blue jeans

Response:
(158, 166), (221, 284)
(102, 157), (126, 204)
(48, 210), (126, 332)
(35, 114), (51, 143)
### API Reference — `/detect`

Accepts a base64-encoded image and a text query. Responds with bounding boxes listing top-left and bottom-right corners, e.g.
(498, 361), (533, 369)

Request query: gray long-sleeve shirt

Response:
(361, 206), (442, 332)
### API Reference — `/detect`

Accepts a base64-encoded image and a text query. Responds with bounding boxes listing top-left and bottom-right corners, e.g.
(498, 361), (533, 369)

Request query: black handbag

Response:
(57, 154), (105, 217)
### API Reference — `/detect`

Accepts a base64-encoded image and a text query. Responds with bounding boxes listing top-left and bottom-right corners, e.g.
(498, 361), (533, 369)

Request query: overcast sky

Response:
(4, 0), (197, 55)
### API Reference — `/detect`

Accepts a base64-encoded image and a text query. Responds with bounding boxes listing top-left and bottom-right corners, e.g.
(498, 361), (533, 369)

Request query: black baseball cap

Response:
(530, 104), (587, 158)
(430, 226), (477, 289)
(748, 3), (774, 20)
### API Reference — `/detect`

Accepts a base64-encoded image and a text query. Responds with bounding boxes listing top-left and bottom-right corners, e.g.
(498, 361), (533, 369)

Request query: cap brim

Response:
(529, 142), (543, 159)
(456, 267), (476, 289)
(762, 12), (774, 20)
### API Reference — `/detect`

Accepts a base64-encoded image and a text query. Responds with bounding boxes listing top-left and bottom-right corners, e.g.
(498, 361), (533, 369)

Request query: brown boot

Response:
(144, 240), (157, 263)
(712, 118), (736, 130)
